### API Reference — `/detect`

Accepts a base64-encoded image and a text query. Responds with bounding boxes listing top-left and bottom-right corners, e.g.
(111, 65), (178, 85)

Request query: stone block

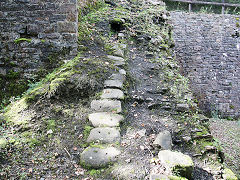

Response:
(80, 147), (120, 168)
(88, 112), (124, 127)
(91, 99), (122, 113)
(87, 127), (120, 143)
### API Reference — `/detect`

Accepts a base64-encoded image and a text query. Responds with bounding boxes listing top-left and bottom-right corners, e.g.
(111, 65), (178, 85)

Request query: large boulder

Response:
(158, 150), (194, 179)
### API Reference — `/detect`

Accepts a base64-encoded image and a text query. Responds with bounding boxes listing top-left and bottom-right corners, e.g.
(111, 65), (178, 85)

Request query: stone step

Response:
(109, 73), (126, 81)
(104, 80), (123, 89)
(107, 55), (125, 66)
(91, 99), (122, 113)
(87, 127), (121, 143)
(80, 147), (121, 168)
(101, 89), (124, 99)
(88, 112), (124, 127)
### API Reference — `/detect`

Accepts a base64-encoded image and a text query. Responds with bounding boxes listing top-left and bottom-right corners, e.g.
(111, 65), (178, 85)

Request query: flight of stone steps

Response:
(80, 38), (127, 168)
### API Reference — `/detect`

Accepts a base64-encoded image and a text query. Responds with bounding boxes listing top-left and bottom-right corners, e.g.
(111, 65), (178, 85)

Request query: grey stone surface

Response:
(0, 0), (78, 100)
(87, 127), (121, 143)
(153, 130), (172, 150)
(101, 89), (124, 99)
(119, 69), (126, 75)
(91, 99), (122, 113)
(176, 104), (189, 112)
(88, 112), (124, 127)
(109, 73), (126, 81)
(171, 12), (240, 117)
(107, 55), (125, 66)
(158, 150), (194, 179)
(150, 174), (169, 180)
(80, 147), (121, 168)
(112, 45), (124, 57)
(104, 80), (123, 89)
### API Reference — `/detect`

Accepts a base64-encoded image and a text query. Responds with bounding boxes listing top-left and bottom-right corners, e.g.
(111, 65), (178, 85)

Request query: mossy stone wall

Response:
(0, 0), (79, 104)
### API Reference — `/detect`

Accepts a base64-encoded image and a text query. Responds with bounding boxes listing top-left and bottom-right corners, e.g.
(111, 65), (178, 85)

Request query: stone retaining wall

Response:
(0, 0), (78, 101)
(171, 12), (240, 117)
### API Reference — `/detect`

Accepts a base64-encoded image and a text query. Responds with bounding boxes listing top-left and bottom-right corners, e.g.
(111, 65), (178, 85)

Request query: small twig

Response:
(144, 143), (153, 158)
(64, 147), (72, 159)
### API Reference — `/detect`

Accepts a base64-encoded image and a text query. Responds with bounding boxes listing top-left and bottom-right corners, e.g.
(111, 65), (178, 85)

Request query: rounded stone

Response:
(88, 112), (124, 127)
(80, 147), (121, 168)
(158, 150), (194, 179)
(87, 127), (121, 143)
(101, 89), (124, 99)
(91, 99), (122, 113)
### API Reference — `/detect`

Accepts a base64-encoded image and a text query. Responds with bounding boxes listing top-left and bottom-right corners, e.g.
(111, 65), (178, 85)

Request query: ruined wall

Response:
(0, 0), (78, 101)
(171, 12), (240, 117)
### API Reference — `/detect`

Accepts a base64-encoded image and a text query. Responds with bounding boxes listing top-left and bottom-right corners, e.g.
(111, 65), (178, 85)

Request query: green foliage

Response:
(14, 38), (32, 44)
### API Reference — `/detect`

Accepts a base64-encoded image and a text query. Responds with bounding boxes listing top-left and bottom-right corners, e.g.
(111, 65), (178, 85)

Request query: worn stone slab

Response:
(104, 80), (123, 89)
(158, 150), (194, 179)
(107, 55), (125, 66)
(109, 73), (126, 81)
(87, 127), (121, 143)
(101, 89), (124, 99)
(88, 112), (124, 127)
(91, 99), (122, 113)
(176, 104), (189, 112)
(80, 147), (121, 168)
(153, 130), (172, 150)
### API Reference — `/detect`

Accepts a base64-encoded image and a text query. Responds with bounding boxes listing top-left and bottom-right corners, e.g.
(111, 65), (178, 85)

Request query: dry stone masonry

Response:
(171, 12), (240, 118)
(0, 0), (78, 101)
(80, 37), (128, 168)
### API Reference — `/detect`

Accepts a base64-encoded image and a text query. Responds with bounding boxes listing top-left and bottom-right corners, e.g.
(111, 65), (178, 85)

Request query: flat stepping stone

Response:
(109, 73), (126, 81)
(104, 80), (123, 89)
(91, 99), (122, 113)
(88, 112), (124, 127)
(101, 89), (124, 99)
(107, 55), (125, 66)
(80, 147), (121, 168)
(87, 127), (121, 143)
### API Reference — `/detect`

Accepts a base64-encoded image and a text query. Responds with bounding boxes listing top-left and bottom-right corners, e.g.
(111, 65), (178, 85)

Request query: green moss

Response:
(0, 138), (7, 148)
(14, 38), (32, 44)
(223, 168), (238, 180)
(83, 125), (94, 139)
(89, 169), (101, 177)
(4, 98), (33, 125)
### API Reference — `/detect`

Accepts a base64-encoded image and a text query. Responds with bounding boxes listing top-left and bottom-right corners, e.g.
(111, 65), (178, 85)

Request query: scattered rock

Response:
(88, 112), (124, 127)
(80, 147), (120, 168)
(158, 150), (194, 179)
(182, 136), (191, 142)
(176, 104), (189, 112)
(91, 99), (122, 113)
(118, 33), (125, 38)
(87, 127), (121, 143)
(104, 80), (123, 89)
(107, 55), (125, 66)
(119, 69), (126, 75)
(101, 89), (124, 99)
(153, 130), (172, 150)
(112, 45), (125, 57)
